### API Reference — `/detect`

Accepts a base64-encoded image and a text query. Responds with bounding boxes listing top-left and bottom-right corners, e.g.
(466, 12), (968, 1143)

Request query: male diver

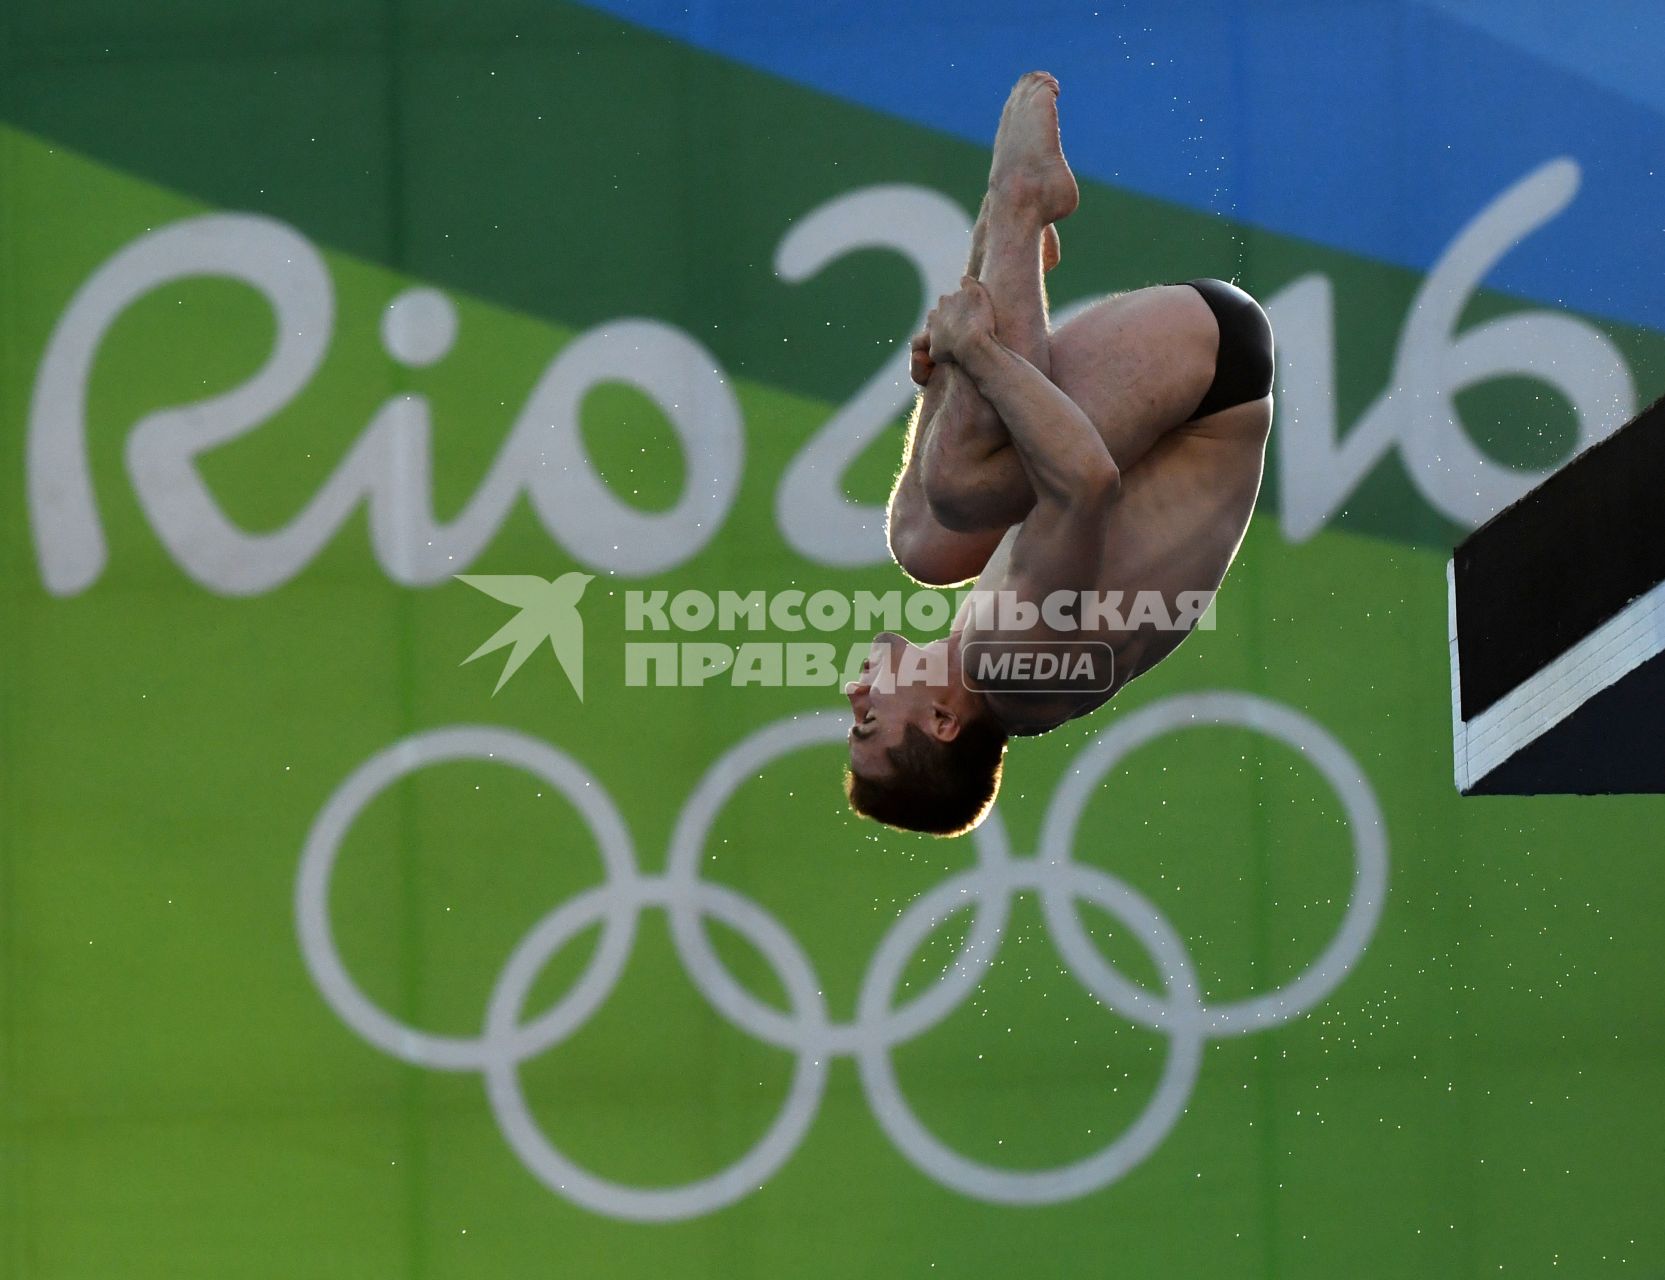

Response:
(845, 72), (1273, 836)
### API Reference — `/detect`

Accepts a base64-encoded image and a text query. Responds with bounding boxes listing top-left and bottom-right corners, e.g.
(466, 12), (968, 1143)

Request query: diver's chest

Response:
(969, 525), (1023, 596)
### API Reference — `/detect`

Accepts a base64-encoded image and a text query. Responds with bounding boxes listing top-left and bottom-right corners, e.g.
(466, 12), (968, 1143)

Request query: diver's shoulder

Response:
(984, 687), (1113, 738)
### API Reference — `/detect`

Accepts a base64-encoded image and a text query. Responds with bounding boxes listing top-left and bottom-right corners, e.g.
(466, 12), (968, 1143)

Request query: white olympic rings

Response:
(295, 691), (1388, 1221)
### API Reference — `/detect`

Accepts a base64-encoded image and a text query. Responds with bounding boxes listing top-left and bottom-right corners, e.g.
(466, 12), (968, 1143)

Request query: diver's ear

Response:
(928, 702), (962, 743)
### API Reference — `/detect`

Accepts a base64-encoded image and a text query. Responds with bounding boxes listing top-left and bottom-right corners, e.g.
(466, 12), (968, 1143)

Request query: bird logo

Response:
(456, 572), (595, 697)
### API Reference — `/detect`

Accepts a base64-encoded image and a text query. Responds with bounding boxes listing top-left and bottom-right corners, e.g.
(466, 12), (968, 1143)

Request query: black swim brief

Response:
(1176, 277), (1275, 422)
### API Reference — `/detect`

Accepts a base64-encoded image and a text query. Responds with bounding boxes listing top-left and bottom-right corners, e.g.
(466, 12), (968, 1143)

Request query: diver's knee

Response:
(923, 480), (976, 533)
(923, 464), (994, 533)
(928, 471), (1033, 533)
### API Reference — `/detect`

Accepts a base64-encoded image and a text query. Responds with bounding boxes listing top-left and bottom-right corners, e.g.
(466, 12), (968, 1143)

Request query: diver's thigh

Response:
(1048, 286), (1219, 469)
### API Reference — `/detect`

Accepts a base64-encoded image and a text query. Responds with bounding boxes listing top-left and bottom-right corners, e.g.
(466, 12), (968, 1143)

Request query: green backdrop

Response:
(2, 3), (1662, 1276)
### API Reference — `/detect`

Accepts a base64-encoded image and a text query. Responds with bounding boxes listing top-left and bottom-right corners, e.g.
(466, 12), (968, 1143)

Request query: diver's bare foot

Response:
(1042, 223), (1061, 272)
(989, 72), (1079, 222)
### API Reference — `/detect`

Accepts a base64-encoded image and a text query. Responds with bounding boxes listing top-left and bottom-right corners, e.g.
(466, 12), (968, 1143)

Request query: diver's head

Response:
(842, 631), (1007, 837)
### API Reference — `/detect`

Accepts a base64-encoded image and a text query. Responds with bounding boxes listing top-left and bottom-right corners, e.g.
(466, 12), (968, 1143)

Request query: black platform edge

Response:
(1453, 392), (1665, 722)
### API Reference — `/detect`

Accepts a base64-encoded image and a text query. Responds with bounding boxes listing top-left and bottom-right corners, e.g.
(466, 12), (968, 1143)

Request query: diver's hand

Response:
(909, 327), (935, 386)
(925, 276), (997, 364)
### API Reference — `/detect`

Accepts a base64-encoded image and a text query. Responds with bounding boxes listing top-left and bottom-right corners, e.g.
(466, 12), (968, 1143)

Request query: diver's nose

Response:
(845, 645), (880, 699)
